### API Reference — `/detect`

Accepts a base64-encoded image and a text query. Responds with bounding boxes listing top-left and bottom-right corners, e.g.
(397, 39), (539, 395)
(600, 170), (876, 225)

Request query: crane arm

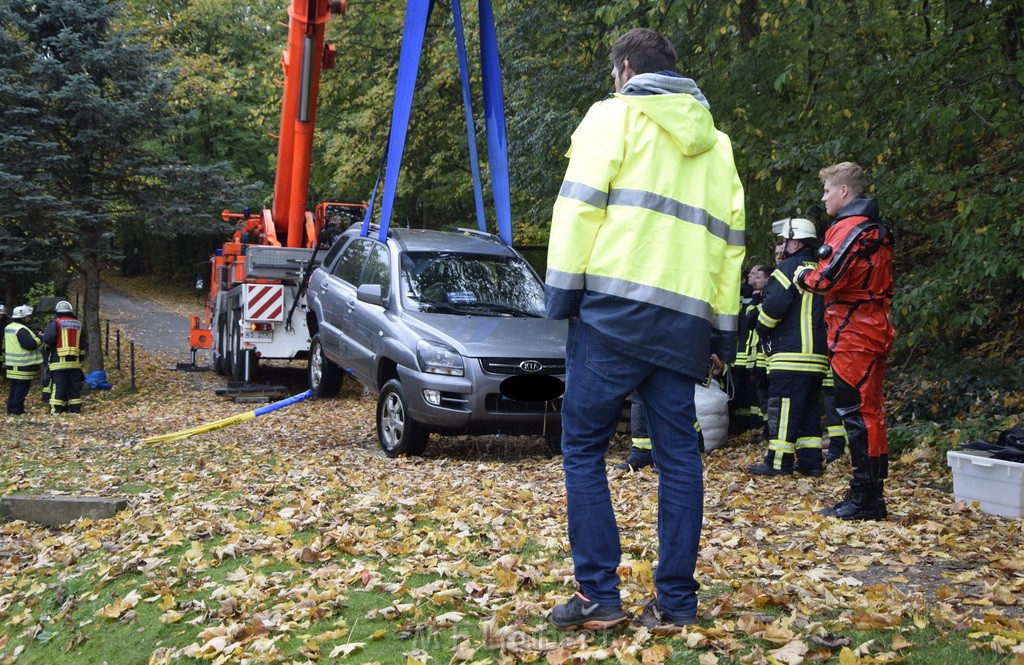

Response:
(271, 0), (344, 248)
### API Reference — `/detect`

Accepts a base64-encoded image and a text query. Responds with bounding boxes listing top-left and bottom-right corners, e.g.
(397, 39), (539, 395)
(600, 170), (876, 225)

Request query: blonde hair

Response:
(819, 162), (867, 197)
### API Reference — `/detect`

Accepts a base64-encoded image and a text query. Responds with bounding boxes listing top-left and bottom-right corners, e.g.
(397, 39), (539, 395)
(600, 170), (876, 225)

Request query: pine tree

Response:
(0, 2), (57, 307)
(7, 0), (240, 371)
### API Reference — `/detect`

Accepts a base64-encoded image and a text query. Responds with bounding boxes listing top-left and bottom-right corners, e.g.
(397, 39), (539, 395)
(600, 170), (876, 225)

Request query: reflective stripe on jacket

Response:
(545, 90), (745, 380)
(757, 248), (828, 375)
(4, 322), (43, 380)
(43, 315), (85, 371)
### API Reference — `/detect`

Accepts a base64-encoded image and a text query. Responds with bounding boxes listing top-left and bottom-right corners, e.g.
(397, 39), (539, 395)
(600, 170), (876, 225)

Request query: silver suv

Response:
(306, 224), (566, 457)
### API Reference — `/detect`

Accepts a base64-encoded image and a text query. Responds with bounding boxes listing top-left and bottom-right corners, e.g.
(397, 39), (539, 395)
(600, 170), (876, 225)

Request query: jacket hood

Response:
(835, 196), (880, 223)
(615, 90), (718, 157)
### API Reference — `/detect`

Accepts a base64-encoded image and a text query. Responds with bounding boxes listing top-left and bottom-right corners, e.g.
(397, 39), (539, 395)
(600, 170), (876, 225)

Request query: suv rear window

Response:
(401, 252), (545, 317)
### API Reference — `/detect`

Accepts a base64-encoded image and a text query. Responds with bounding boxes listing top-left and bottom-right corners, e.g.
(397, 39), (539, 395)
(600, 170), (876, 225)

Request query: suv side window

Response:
(333, 239), (373, 284)
(362, 242), (391, 294)
(319, 238), (346, 271)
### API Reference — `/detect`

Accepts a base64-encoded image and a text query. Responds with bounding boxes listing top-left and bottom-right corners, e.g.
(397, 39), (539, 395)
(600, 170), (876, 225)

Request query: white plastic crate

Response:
(947, 450), (1024, 519)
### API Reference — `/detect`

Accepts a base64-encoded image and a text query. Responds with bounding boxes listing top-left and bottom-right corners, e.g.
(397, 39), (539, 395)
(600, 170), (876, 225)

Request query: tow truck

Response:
(187, 0), (363, 381)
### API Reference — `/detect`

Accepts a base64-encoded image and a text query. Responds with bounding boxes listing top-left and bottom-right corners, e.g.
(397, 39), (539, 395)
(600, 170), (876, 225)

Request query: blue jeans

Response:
(561, 320), (703, 617)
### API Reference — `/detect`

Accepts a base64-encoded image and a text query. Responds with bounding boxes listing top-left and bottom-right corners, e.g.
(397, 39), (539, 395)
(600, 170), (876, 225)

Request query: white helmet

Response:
(772, 217), (817, 241)
(0, 304), (6, 316)
(55, 300), (74, 314)
(12, 305), (33, 319)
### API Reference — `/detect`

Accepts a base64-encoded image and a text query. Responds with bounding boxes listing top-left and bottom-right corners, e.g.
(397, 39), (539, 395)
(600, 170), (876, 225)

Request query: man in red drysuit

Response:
(793, 162), (895, 520)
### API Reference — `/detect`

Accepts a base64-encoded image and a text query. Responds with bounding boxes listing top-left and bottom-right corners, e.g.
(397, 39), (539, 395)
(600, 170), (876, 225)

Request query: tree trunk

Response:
(83, 253), (105, 373)
(738, 0), (760, 48)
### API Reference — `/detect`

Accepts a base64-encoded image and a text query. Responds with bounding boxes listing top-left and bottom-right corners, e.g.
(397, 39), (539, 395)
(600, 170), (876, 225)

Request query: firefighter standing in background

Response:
(793, 162), (895, 521)
(747, 218), (829, 477)
(822, 368), (848, 463)
(4, 306), (43, 415)
(0, 304), (9, 380)
(40, 301), (88, 414)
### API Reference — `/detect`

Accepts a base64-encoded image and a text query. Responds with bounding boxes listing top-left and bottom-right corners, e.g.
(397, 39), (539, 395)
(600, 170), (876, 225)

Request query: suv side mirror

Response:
(357, 283), (384, 306)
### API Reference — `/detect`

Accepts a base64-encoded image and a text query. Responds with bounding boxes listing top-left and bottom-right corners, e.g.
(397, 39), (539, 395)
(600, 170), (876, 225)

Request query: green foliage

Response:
(22, 281), (55, 308)
(5, 0), (1023, 371)
(886, 353), (1024, 459)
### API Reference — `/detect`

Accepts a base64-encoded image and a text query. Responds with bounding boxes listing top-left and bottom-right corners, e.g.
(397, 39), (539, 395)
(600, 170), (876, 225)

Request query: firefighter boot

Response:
(614, 446), (654, 471)
(748, 450), (793, 476)
(825, 437), (847, 464)
(796, 447), (824, 477)
(820, 480), (887, 520)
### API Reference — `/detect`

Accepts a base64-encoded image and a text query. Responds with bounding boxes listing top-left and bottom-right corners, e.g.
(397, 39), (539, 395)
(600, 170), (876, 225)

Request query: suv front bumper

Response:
(397, 362), (564, 435)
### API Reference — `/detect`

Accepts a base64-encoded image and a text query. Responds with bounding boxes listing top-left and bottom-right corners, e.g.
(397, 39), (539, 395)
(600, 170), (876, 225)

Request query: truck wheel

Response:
(223, 312), (238, 378)
(233, 348), (257, 383)
(308, 334), (342, 398)
(545, 433), (563, 457)
(213, 318), (226, 375)
(377, 379), (428, 457)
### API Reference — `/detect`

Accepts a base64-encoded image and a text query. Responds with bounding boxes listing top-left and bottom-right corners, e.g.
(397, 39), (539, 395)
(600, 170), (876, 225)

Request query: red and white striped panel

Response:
(244, 284), (285, 322)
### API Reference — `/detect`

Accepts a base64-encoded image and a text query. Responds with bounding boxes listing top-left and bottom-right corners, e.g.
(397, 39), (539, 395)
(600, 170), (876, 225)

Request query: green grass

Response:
(4, 551), (1018, 665)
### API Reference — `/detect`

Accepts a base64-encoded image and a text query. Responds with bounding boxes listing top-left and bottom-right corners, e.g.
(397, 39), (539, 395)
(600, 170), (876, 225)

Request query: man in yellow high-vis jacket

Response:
(545, 28), (745, 631)
(4, 305), (43, 415)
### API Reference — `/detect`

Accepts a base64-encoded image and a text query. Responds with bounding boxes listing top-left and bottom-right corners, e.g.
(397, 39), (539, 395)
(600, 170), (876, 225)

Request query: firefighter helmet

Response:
(55, 300), (74, 314)
(772, 217), (817, 241)
(12, 305), (33, 319)
(770, 216), (819, 239)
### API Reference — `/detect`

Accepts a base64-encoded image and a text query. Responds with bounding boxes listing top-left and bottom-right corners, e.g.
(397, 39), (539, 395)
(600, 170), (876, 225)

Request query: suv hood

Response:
(404, 312), (567, 358)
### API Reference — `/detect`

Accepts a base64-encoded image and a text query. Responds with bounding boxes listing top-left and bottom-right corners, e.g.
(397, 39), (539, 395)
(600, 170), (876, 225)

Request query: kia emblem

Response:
(519, 360), (543, 373)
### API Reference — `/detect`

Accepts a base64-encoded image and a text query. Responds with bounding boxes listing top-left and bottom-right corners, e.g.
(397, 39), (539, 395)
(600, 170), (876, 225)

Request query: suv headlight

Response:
(416, 339), (465, 376)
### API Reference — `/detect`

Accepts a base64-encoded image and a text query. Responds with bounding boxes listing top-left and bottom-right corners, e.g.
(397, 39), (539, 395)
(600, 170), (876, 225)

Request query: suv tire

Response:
(377, 379), (428, 457)
(308, 333), (343, 397)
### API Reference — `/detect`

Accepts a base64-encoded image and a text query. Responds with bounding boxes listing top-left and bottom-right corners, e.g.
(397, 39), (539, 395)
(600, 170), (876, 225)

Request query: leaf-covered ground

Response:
(2, 311), (1023, 663)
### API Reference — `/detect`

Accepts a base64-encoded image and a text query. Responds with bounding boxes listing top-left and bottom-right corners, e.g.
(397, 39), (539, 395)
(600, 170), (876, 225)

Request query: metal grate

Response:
(479, 358), (565, 376)
(244, 246), (320, 281)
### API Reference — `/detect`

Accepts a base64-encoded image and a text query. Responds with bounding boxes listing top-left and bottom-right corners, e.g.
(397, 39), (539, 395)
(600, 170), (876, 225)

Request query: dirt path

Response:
(98, 287), (195, 363)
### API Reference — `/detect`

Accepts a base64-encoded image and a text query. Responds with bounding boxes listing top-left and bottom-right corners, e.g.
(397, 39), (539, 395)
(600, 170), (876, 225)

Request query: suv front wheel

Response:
(308, 333), (343, 397)
(377, 379), (428, 457)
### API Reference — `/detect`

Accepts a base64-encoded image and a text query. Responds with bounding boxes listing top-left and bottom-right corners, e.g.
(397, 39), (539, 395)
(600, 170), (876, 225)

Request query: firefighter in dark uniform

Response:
(4, 305), (43, 415)
(0, 304), (9, 380)
(822, 368), (848, 463)
(747, 218), (829, 477)
(40, 301), (87, 414)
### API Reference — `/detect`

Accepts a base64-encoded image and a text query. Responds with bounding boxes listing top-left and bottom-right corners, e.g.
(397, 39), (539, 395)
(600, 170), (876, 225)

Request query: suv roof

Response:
(344, 224), (514, 256)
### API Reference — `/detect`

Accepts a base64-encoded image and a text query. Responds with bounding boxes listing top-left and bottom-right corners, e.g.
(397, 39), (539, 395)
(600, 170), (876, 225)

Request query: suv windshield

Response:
(400, 251), (545, 317)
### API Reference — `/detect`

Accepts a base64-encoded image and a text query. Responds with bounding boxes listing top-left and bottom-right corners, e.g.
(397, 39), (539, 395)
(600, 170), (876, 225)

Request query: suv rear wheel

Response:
(377, 379), (428, 457)
(308, 333), (342, 397)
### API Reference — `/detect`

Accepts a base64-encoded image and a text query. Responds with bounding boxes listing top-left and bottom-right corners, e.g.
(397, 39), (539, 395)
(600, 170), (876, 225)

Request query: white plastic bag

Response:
(696, 381), (730, 452)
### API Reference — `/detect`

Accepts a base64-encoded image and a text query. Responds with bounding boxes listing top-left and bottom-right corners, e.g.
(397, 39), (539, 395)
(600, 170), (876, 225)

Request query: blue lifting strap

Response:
(360, 149), (386, 237)
(478, 0), (512, 245)
(373, 0), (434, 242)
(452, 0), (487, 233)
(366, 0), (512, 245)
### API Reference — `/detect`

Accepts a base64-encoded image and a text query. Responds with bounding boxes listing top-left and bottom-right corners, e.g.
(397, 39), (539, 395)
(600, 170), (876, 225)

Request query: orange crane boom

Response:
(188, 0), (366, 379)
(272, 0), (341, 248)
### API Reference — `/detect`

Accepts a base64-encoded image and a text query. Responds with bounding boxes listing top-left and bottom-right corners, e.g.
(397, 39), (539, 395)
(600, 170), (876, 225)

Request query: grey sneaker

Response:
(638, 598), (697, 629)
(549, 591), (629, 631)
